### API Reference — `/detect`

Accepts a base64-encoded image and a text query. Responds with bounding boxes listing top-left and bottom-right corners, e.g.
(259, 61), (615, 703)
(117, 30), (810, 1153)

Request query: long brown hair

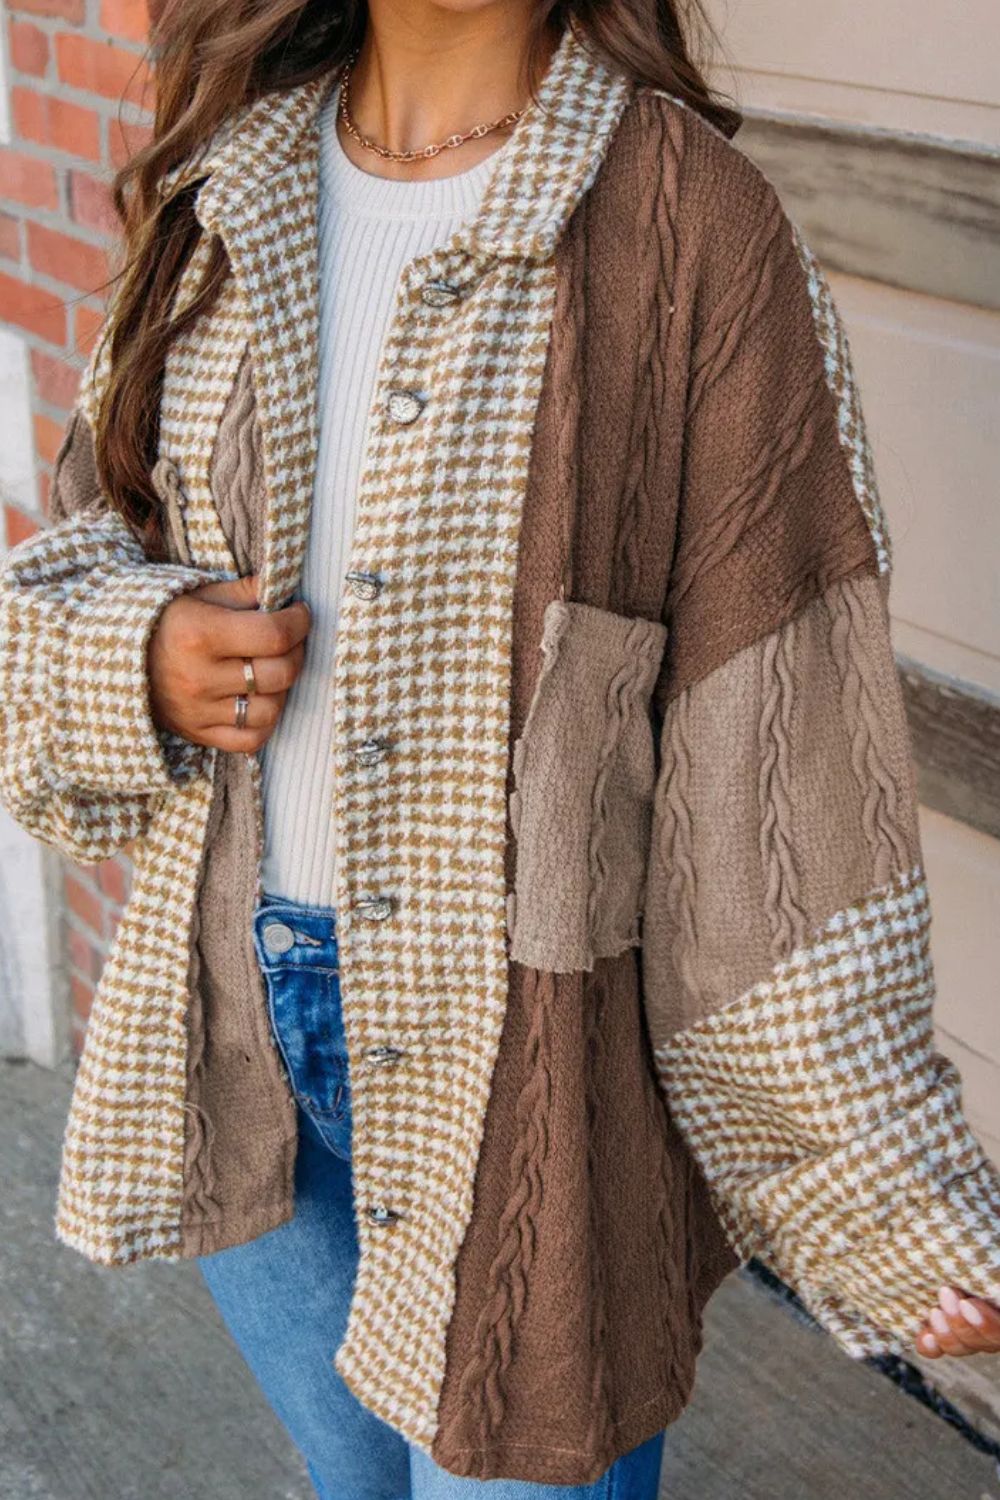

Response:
(97, 0), (738, 557)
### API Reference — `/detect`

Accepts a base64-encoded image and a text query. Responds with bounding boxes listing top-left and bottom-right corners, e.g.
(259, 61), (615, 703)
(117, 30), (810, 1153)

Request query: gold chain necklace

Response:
(337, 52), (530, 164)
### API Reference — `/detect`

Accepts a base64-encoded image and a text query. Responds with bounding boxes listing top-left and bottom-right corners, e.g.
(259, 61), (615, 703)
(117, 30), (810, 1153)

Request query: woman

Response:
(2, 0), (999, 1495)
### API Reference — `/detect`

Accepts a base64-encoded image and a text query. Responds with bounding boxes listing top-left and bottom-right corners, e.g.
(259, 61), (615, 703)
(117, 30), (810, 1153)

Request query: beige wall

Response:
(704, 0), (1000, 144)
(705, 0), (1000, 1226)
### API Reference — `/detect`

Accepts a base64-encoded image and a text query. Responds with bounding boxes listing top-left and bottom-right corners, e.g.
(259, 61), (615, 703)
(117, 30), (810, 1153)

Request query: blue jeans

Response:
(198, 893), (666, 1500)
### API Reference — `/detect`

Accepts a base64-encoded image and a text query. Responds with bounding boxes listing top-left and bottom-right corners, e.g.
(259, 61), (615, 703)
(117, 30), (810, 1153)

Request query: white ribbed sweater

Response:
(259, 87), (499, 904)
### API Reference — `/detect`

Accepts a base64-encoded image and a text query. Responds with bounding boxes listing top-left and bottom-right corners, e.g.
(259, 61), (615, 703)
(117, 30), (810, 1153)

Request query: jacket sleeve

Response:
(642, 189), (1000, 1357)
(0, 403), (222, 864)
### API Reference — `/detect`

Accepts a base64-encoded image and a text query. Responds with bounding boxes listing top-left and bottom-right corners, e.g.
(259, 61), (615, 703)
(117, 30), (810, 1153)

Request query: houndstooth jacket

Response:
(2, 21), (999, 1485)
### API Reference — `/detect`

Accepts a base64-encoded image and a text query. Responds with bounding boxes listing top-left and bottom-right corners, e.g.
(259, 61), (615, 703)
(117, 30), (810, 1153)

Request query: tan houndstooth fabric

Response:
(50, 246), (258, 1266)
(792, 226), (891, 577)
(3, 22), (633, 1450)
(657, 870), (1000, 1355)
(326, 30), (631, 1442)
(0, 508), (216, 866)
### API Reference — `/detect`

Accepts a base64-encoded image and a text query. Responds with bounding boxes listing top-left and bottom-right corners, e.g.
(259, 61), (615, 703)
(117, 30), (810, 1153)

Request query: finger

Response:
(925, 1305), (984, 1356)
(917, 1326), (943, 1358)
(192, 573), (261, 609)
(201, 724), (278, 754)
(939, 1285), (1000, 1351)
(949, 1291), (1000, 1348)
(205, 692), (285, 735)
(210, 640), (305, 700)
(203, 598), (311, 661)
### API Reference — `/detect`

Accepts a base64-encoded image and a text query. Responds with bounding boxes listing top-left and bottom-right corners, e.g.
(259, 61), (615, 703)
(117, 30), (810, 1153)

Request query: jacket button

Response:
(356, 896), (393, 922)
(387, 389), (425, 425)
(345, 570), (382, 601)
(365, 1044), (406, 1067)
(367, 1205), (402, 1226)
(421, 279), (461, 308)
(261, 921), (295, 954)
(355, 736), (390, 768)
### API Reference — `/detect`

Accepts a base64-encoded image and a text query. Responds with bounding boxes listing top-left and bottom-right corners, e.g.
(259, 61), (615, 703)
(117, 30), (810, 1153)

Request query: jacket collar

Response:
(162, 23), (632, 614)
(164, 22), (631, 264)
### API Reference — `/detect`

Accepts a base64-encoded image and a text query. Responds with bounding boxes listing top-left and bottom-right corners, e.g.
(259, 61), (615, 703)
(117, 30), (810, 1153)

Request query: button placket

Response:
(339, 263), (468, 1246)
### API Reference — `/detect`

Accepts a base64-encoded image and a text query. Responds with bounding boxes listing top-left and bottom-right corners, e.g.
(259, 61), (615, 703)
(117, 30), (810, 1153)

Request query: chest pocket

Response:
(507, 599), (668, 973)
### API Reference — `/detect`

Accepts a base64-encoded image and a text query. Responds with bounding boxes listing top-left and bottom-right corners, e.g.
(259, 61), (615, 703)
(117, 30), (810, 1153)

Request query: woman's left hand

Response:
(917, 1287), (1000, 1357)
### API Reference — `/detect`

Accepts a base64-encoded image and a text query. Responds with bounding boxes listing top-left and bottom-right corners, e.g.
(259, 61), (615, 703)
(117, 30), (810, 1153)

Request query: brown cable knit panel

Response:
(432, 91), (742, 1482)
(48, 409), (102, 523)
(177, 353), (298, 1252)
(652, 102), (877, 709)
(642, 572), (923, 1049)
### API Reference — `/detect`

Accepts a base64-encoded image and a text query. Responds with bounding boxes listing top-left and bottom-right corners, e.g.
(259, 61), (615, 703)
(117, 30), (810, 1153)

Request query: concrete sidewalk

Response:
(2, 1057), (998, 1500)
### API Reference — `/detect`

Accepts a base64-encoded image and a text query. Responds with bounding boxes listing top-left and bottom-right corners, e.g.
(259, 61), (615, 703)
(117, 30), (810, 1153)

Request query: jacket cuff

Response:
(58, 562), (215, 796)
(728, 1060), (1000, 1358)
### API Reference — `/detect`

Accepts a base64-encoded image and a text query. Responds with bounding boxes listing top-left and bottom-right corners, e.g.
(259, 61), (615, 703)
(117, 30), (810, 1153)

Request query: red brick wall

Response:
(1, 0), (151, 1049)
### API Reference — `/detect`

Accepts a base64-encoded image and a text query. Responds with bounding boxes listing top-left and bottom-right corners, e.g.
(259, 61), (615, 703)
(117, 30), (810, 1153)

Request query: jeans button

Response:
(262, 920), (295, 954)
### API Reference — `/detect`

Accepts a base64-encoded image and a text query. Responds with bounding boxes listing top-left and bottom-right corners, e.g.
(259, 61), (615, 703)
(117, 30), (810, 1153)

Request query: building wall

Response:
(703, 0), (1000, 1162)
(0, 0), (147, 1057)
(704, 0), (1000, 144)
(703, 0), (1000, 1425)
(2, 3), (999, 1120)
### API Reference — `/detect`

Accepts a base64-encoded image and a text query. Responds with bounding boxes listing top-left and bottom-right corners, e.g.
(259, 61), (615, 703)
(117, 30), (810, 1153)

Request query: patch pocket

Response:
(507, 599), (668, 973)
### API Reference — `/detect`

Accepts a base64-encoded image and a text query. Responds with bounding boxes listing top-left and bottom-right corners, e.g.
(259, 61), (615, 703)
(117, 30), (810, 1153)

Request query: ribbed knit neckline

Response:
(319, 83), (508, 220)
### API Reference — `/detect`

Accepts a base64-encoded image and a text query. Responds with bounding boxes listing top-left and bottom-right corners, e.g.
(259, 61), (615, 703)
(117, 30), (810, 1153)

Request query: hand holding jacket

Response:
(147, 572), (310, 753)
(920, 1288), (1000, 1357)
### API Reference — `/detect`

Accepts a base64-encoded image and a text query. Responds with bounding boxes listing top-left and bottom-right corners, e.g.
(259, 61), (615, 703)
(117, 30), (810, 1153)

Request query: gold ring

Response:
(234, 694), (249, 730)
(242, 657), (257, 694)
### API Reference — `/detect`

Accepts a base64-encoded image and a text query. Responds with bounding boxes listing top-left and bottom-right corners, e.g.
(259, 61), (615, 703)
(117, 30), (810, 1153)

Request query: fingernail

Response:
(959, 1298), (985, 1328)
(920, 1333), (940, 1354)
(930, 1308), (951, 1336)
(939, 1286), (961, 1316)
